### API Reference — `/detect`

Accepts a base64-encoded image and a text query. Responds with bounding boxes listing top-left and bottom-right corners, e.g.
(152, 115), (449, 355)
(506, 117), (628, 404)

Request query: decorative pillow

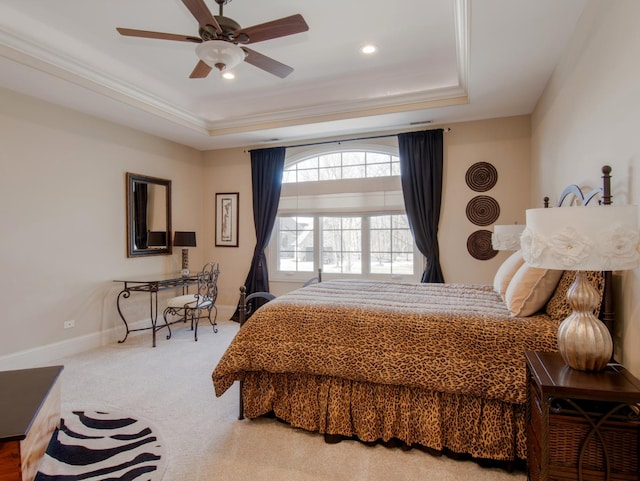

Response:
(493, 250), (525, 300)
(545, 270), (605, 322)
(505, 264), (563, 317)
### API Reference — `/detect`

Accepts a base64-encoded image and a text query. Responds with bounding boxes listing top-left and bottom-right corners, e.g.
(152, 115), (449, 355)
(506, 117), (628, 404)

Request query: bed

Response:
(211, 166), (612, 464)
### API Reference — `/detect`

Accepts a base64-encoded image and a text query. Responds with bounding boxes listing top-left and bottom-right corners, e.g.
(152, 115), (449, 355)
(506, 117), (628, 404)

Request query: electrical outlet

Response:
(64, 320), (75, 329)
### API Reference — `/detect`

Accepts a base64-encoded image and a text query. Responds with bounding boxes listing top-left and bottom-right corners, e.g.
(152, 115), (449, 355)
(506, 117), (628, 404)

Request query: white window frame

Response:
(268, 144), (423, 283)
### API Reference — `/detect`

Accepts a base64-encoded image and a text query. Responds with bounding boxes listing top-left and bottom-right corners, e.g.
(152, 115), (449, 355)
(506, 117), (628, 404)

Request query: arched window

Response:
(268, 145), (421, 282)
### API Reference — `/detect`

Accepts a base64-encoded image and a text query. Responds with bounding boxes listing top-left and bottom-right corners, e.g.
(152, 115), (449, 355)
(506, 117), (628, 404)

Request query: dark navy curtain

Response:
(398, 129), (445, 283)
(232, 146), (286, 320)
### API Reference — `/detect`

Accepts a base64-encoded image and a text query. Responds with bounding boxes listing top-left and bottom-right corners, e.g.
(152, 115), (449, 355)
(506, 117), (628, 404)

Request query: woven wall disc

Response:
(466, 195), (500, 226)
(467, 230), (498, 260)
(465, 162), (498, 192)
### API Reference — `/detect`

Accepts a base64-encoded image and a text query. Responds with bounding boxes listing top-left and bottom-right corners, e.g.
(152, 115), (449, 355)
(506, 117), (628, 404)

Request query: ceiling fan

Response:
(116, 0), (308, 79)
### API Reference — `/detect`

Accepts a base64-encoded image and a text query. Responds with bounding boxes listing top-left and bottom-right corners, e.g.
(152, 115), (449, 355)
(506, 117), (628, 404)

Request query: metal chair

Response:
(163, 262), (220, 342)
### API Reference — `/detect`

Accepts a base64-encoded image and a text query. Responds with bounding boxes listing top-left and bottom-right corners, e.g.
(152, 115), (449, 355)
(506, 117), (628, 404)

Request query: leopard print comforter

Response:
(212, 280), (559, 405)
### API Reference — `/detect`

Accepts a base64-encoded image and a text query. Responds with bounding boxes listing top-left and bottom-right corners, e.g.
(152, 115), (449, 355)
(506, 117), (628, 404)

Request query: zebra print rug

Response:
(35, 410), (166, 481)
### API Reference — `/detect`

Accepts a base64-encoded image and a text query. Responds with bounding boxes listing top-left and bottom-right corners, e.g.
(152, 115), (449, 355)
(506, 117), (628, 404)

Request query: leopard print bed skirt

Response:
(241, 371), (527, 462)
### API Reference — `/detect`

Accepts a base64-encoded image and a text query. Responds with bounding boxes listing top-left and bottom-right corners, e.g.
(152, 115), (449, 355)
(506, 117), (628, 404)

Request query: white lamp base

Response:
(557, 271), (612, 371)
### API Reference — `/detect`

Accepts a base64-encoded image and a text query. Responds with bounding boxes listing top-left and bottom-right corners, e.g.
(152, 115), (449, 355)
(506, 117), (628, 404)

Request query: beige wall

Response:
(0, 89), (532, 367)
(202, 147), (254, 306)
(203, 116), (532, 303)
(531, 0), (640, 376)
(0, 87), (204, 366)
(441, 116), (531, 284)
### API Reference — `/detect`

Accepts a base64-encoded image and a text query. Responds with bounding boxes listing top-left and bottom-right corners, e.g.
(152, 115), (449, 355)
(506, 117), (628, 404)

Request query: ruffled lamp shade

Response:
(521, 205), (640, 371)
(492, 224), (525, 251)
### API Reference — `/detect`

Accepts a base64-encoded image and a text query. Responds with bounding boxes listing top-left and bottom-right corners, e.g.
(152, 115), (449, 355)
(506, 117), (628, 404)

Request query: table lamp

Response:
(492, 224), (525, 251)
(173, 231), (196, 276)
(521, 204), (640, 371)
(147, 231), (167, 247)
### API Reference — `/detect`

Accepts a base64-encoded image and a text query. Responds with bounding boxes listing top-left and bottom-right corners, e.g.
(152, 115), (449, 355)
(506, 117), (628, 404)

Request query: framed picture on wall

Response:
(215, 192), (239, 247)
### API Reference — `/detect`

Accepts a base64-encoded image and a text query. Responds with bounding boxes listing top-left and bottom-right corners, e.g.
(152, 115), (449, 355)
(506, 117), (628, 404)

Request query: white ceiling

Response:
(0, 0), (586, 151)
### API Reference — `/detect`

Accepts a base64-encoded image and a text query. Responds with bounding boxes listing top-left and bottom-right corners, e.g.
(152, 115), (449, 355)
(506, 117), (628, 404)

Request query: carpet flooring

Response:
(45, 318), (527, 481)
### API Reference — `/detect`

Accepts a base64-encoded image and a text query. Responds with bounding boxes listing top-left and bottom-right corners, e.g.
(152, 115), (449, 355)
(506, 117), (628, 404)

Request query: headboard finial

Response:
(602, 165), (612, 205)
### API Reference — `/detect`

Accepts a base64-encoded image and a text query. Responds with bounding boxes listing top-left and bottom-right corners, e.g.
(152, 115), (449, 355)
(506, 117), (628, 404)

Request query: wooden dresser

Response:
(525, 351), (640, 481)
(0, 366), (63, 481)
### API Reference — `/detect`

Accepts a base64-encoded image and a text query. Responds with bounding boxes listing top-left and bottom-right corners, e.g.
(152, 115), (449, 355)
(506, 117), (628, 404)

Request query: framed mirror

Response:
(126, 172), (172, 257)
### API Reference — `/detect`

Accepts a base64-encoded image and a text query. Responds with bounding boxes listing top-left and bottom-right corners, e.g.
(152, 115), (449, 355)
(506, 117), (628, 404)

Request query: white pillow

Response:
(505, 264), (563, 317)
(493, 250), (525, 300)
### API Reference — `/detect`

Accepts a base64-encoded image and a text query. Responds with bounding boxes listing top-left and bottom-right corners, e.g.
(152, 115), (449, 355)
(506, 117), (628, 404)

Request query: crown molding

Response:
(0, 0), (470, 140)
(0, 28), (209, 133)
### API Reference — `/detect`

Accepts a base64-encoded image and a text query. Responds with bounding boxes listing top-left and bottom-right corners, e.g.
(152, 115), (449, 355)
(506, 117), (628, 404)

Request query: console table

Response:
(114, 273), (198, 347)
(0, 365), (63, 481)
(525, 351), (640, 481)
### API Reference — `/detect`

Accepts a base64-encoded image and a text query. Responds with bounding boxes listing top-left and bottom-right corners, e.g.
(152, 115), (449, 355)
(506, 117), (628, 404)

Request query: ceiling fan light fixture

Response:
(196, 40), (245, 71)
(361, 44), (377, 54)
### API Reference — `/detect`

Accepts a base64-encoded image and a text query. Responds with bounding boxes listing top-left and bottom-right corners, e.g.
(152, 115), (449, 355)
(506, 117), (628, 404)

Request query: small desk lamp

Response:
(147, 231), (167, 247)
(173, 231), (196, 277)
(521, 205), (640, 371)
(492, 224), (525, 251)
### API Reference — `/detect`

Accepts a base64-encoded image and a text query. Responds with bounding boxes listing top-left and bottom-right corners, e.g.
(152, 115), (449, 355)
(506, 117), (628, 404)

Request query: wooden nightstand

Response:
(525, 351), (640, 481)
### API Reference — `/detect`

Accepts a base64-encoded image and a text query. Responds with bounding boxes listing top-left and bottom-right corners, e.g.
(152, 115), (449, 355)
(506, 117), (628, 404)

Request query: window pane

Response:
(321, 217), (361, 274)
(297, 168), (319, 182)
(392, 253), (414, 274)
(328, 252), (362, 274)
(277, 149), (415, 280)
(319, 166), (341, 181)
(392, 229), (413, 253)
(321, 217), (341, 229)
(392, 214), (409, 229)
(370, 215), (390, 229)
(370, 229), (390, 251)
(342, 229), (361, 252)
(282, 170), (296, 183)
(297, 157), (318, 169)
(370, 256), (391, 274)
(369, 214), (413, 275)
(366, 152), (390, 165)
(278, 216), (313, 272)
(320, 245), (334, 263)
(367, 163), (391, 177)
(342, 217), (361, 229)
(319, 153), (341, 168)
(342, 253), (362, 274)
(342, 152), (365, 166)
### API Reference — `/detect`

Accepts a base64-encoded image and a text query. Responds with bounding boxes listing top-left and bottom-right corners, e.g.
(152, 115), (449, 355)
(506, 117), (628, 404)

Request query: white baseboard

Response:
(0, 329), (106, 371)
(0, 304), (237, 371)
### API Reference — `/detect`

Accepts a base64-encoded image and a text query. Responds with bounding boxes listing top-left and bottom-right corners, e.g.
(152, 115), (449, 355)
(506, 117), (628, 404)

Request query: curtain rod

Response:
(246, 127), (451, 153)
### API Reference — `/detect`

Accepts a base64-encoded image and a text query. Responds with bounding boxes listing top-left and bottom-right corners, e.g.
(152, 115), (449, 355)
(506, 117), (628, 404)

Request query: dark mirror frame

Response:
(126, 172), (172, 257)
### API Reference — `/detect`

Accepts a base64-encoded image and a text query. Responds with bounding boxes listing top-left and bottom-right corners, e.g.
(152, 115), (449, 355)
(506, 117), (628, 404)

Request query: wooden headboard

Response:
(543, 165), (615, 345)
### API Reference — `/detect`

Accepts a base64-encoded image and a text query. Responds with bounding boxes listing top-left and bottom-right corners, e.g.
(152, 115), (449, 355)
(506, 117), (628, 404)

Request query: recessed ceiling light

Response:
(361, 45), (376, 54)
(222, 71), (235, 80)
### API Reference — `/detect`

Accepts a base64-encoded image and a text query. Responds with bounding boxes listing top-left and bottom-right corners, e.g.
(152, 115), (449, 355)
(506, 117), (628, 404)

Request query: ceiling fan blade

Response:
(234, 14), (309, 44)
(190, 60), (212, 78)
(117, 28), (202, 43)
(242, 47), (294, 79)
(181, 0), (222, 33)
